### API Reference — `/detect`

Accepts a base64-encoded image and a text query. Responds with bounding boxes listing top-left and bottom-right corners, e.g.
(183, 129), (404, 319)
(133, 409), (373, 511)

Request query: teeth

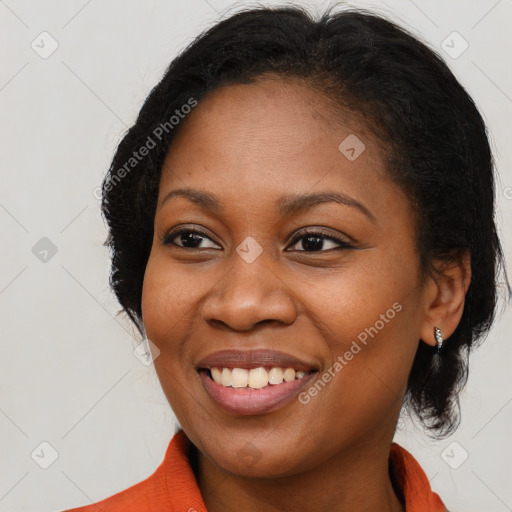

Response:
(248, 367), (268, 389)
(221, 368), (232, 386)
(268, 367), (283, 385)
(283, 368), (296, 382)
(211, 367), (222, 385)
(231, 368), (249, 388)
(209, 366), (309, 389)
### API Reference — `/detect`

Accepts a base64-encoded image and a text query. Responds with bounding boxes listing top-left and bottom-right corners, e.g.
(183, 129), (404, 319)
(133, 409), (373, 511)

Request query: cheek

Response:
(295, 295), (419, 456)
(141, 254), (199, 343)
(298, 249), (421, 410)
(140, 259), (196, 410)
(141, 255), (201, 425)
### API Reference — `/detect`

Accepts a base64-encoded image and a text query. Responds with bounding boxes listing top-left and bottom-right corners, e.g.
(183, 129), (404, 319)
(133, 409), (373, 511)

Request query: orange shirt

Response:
(64, 430), (447, 511)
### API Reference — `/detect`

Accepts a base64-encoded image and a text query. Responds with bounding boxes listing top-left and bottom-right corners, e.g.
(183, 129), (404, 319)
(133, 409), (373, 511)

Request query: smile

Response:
(196, 349), (319, 415)
(198, 369), (317, 415)
(209, 366), (310, 389)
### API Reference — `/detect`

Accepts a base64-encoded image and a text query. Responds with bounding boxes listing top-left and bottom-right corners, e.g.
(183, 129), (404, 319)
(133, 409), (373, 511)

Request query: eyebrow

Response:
(159, 187), (376, 222)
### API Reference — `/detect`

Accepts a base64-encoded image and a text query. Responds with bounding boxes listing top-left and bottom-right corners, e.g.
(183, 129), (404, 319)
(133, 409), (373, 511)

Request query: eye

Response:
(162, 228), (220, 249)
(162, 227), (354, 252)
(286, 229), (354, 252)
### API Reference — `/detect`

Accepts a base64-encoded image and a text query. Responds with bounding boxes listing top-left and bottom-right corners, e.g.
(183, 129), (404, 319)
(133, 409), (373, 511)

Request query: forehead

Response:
(158, 77), (399, 220)
(166, 76), (372, 158)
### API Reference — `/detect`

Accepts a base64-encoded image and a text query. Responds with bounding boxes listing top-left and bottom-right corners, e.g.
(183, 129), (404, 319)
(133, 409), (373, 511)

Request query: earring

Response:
(434, 327), (444, 354)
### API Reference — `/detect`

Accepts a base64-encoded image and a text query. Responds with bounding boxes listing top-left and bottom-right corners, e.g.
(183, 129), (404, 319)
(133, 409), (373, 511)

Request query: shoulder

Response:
(390, 443), (448, 512)
(62, 430), (206, 512)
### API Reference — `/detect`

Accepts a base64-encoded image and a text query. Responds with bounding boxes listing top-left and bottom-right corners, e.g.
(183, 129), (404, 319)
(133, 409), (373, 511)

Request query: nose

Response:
(200, 249), (298, 332)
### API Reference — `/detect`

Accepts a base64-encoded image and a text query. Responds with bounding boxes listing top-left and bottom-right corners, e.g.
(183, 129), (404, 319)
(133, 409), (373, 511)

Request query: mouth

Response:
(201, 366), (315, 388)
(196, 349), (319, 415)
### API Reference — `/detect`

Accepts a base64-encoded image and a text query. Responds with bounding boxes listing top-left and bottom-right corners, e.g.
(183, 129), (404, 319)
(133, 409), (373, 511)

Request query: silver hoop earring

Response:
(434, 327), (444, 354)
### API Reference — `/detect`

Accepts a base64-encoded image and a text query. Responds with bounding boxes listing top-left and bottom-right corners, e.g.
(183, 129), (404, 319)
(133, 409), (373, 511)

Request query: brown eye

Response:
(163, 229), (220, 249)
(287, 229), (354, 252)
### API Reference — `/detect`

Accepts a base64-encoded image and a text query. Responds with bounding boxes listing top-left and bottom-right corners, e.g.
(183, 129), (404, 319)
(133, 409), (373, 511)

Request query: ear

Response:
(419, 251), (471, 347)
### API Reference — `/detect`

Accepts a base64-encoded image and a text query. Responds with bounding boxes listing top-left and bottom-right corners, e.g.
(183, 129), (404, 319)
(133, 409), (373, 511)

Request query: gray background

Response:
(1, 1), (511, 511)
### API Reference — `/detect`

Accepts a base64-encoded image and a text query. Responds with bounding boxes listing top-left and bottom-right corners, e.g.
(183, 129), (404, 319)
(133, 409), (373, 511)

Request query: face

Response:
(141, 76), (429, 478)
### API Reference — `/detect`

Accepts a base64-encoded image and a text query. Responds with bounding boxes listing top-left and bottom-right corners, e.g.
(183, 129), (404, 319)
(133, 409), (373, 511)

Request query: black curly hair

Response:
(100, 3), (509, 437)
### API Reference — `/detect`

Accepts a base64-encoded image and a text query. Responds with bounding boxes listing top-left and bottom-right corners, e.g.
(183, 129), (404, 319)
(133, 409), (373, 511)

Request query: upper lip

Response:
(196, 349), (318, 372)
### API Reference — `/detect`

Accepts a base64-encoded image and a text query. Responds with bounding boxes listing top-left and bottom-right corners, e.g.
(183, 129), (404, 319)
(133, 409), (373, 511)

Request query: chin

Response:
(196, 428), (326, 479)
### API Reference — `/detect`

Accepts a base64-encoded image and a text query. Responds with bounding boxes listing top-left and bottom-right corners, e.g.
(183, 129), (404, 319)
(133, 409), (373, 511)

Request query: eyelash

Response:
(162, 227), (355, 252)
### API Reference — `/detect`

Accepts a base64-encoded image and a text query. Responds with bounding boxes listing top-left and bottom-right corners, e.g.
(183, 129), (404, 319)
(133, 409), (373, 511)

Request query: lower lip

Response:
(198, 370), (317, 415)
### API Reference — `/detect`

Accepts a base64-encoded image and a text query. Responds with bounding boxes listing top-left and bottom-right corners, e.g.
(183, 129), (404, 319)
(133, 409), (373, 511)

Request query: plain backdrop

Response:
(1, 1), (511, 511)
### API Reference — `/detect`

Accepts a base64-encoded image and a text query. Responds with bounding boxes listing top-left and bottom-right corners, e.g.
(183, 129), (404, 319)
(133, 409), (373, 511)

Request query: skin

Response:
(141, 76), (470, 512)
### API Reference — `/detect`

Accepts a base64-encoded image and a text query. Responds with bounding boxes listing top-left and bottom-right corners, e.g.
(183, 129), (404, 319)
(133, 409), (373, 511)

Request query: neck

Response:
(195, 432), (405, 512)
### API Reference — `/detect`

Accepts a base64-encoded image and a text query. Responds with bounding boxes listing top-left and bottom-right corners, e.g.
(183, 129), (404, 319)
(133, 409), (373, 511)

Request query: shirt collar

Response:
(161, 430), (447, 511)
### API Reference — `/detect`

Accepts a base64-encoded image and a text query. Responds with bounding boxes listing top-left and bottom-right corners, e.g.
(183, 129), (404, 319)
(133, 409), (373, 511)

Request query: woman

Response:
(65, 4), (508, 511)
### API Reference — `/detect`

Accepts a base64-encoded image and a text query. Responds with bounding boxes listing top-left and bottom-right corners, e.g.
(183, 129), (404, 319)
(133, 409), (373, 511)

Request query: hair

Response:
(100, 3), (509, 437)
